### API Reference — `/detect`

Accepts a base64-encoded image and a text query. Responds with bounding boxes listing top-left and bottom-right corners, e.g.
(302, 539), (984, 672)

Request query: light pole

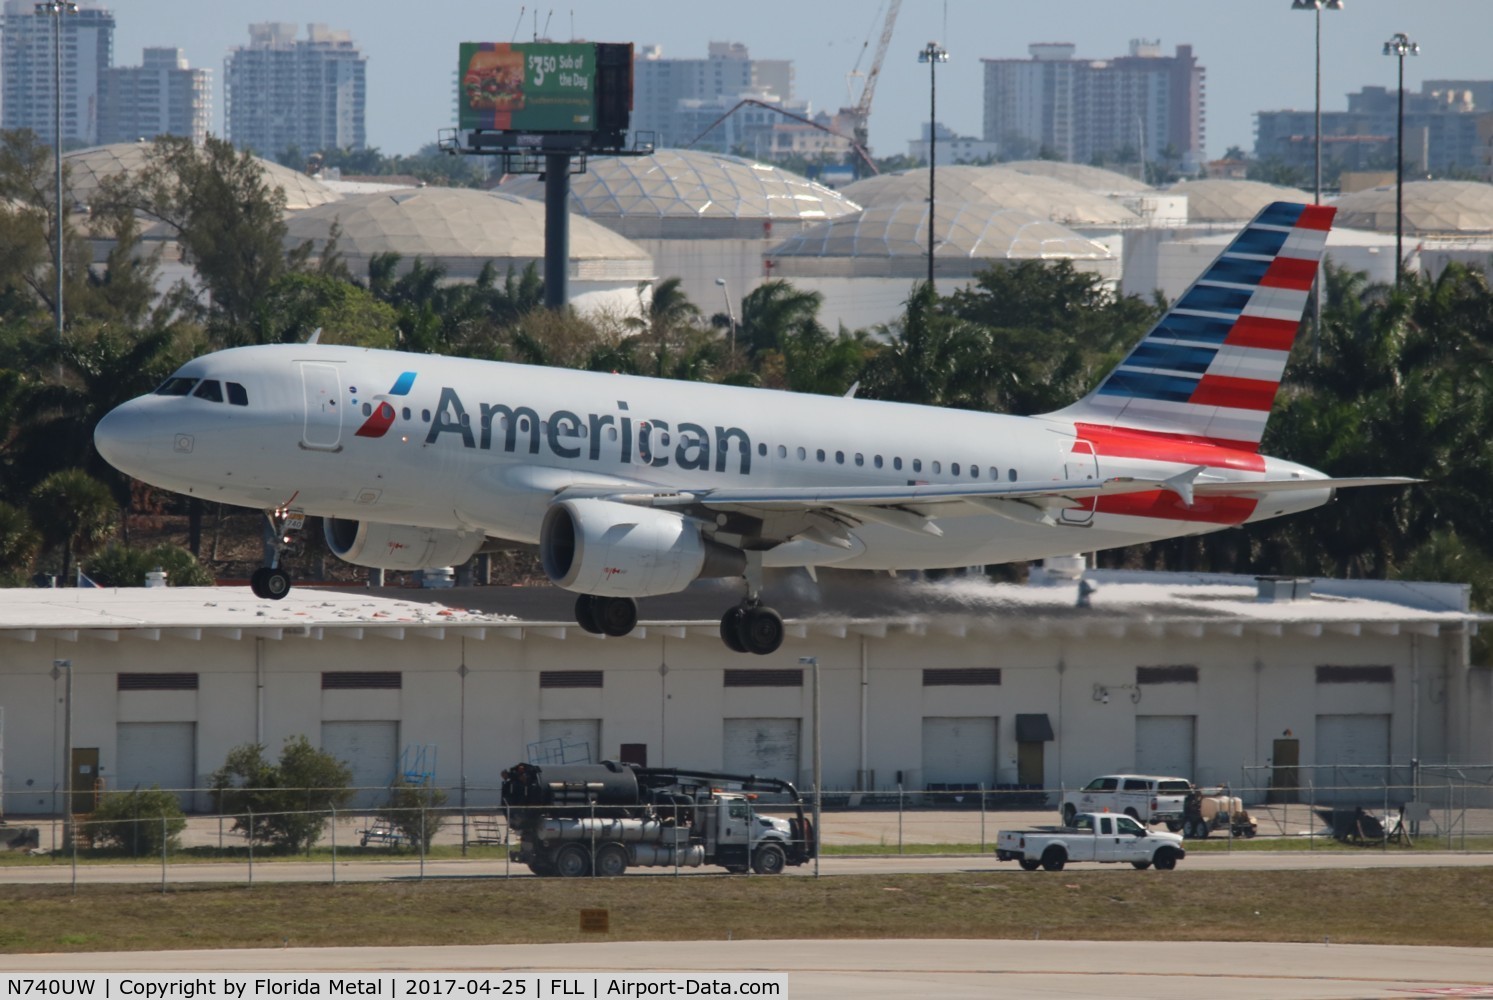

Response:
(51, 659), (72, 827)
(1292, 0), (1342, 360)
(799, 655), (821, 878)
(35, 1), (77, 349)
(1383, 31), (1419, 286)
(714, 277), (737, 354)
(917, 41), (948, 289)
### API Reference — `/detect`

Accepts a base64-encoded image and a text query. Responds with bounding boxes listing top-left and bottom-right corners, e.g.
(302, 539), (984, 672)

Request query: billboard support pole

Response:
(544, 153), (571, 310)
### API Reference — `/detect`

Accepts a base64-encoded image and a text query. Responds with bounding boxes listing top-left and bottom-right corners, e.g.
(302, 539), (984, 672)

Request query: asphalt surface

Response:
(0, 940), (1490, 999)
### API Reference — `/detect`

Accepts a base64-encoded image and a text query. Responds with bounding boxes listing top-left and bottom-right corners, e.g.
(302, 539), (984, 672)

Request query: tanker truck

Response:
(499, 760), (816, 877)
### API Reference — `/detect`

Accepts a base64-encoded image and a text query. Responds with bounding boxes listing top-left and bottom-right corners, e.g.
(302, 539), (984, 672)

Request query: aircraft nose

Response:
(93, 398), (158, 477)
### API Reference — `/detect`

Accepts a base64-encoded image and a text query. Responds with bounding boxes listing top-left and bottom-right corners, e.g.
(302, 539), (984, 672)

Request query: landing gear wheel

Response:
(250, 567), (270, 598)
(596, 596), (638, 637)
(739, 606), (784, 656)
(262, 568), (291, 600)
(720, 607), (748, 653)
(575, 595), (603, 635)
(553, 844), (592, 878)
(751, 842), (787, 875)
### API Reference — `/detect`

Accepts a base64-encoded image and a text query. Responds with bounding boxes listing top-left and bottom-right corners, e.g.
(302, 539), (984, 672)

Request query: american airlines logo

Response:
(354, 372), (417, 438)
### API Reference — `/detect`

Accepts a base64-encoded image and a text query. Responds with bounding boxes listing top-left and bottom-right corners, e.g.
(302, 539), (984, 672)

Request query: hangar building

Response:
(0, 569), (1484, 817)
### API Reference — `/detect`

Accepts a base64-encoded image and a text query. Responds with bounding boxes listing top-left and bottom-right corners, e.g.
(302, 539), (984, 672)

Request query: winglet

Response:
(843, 381), (860, 399)
(306, 327), (323, 344)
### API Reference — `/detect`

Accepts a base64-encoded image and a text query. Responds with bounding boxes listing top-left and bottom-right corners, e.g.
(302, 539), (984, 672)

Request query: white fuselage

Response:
(94, 344), (1333, 571)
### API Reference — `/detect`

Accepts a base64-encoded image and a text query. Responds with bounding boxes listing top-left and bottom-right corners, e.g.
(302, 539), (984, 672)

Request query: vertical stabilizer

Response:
(1045, 201), (1334, 452)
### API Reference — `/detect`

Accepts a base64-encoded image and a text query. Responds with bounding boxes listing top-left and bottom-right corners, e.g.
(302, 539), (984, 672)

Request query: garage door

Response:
(1316, 714), (1390, 803)
(321, 721), (398, 809)
(533, 719), (600, 765)
(116, 722), (196, 808)
(921, 717), (996, 788)
(1135, 715), (1195, 780)
(723, 718), (800, 782)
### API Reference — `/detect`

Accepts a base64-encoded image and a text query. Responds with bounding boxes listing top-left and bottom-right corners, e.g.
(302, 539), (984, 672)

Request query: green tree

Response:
(29, 469), (116, 586)
(85, 542), (216, 587)
(860, 282), (1004, 408)
(250, 272), (399, 348)
(0, 500), (39, 583)
(210, 736), (354, 853)
(88, 786), (187, 856)
(625, 278), (703, 377)
(374, 780), (448, 851)
(97, 135), (293, 339)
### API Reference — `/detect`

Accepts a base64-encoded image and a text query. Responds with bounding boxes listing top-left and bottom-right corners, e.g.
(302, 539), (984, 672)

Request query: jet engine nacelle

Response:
(324, 518), (486, 571)
(540, 498), (745, 598)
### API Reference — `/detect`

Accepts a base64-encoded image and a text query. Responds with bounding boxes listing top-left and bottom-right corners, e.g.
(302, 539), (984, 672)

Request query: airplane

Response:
(94, 201), (1413, 655)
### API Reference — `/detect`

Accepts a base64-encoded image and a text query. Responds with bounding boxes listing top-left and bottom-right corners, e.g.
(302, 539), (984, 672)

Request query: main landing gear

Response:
(574, 594), (638, 637)
(251, 504), (303, 601)
(569, 555), (785, 656)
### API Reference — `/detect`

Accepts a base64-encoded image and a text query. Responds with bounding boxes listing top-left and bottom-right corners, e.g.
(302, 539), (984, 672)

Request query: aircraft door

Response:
(300, 363), (343, 452)
(1060, 438), (1099, 524)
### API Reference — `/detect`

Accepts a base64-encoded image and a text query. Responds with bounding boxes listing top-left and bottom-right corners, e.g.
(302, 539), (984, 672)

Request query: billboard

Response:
(459, 42), (606, 133)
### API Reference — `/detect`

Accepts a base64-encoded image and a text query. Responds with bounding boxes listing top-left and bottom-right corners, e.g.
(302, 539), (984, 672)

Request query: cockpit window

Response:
(226, 382), (248, 406)
(192, 379), (224, 403)
(155, 376), (198, 396)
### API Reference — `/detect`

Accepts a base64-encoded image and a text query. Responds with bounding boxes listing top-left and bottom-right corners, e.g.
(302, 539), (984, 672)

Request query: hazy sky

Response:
(108, 0), (1489, 160)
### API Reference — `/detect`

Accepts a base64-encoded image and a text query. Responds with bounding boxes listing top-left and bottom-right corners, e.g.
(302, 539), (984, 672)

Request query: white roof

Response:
(840, 166), (1140, 228)
(500, 149), (861, 239)
(0, 571), (1475, 645)
(1165, 179), (1311, 223)
(1001, 160), (1153, 195)
(1332, 181), (1493, 235)
(63, 142), (341, 213)
(281, 187), (653, 281)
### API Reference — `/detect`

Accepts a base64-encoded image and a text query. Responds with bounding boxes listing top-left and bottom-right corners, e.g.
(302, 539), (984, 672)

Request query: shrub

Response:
(88, 786), (187, 855)
(210, 736), (353, 852)
(374, 781), (449, 851)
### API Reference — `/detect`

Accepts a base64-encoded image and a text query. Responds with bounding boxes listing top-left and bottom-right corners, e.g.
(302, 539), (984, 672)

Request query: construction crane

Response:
(841, 0), (902, 167)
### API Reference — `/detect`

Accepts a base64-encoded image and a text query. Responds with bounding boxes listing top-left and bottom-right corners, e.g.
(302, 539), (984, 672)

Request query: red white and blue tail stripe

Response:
(1047, 201), (1334, 452)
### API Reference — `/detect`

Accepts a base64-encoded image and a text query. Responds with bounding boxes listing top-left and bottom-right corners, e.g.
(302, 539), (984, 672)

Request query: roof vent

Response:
(1256, 576), (1312, 602)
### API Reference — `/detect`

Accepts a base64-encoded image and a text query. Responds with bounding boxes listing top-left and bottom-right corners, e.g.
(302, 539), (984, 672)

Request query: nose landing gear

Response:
(251, 504), (303, 600)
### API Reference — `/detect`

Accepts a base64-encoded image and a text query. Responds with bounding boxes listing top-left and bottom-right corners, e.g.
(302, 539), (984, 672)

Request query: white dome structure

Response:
(1000, 160), (1153, 196)
(1166, 179), (1311, 223)
(283, 187), (653, 314)
(63, 142), (341, 213)
(501, 149), (861, 319)
(1333, 181), (1493, 235)
(839, 166), (1140, 229)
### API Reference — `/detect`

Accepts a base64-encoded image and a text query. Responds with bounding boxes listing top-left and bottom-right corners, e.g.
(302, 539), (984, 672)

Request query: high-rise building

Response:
(982, 40), (1205, 172)
(98, 47), (210, 145)
(632, 42), (797, 150)
(1, 0), (115, 145)
(225, 22), (366, 158)
(1255, 82), (1493, 178)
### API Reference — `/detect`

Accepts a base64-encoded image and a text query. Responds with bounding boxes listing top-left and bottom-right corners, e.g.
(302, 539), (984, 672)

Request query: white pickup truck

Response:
(996, 812), (1186, 871)
(1060, 774), (1191, 828)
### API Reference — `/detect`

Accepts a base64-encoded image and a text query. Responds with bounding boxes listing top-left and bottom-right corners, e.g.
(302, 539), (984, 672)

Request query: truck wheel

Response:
(1061, 804), (1077, 827)
(526, 860), (557, 877)
(1123, 808), (1141, 822)
(1192, 820), (1210, 840)
(1152, 847), (1178, 871)
(554, 844), (592, 878)
(751, 842), (787, 875)
(1131, 861), (1152, 870)
(1165, 821), (1183, 833)
(1040, 847), (1066, 872)
(594, 843), (629, 877)
(1018, 859), (1041, 871)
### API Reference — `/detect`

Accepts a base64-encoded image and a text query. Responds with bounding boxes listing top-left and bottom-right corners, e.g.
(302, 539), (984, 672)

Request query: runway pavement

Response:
(0, 939), (1490, 999)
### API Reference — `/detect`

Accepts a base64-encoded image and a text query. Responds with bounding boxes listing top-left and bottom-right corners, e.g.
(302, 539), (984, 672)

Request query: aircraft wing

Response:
(573, 474), (1419, 542)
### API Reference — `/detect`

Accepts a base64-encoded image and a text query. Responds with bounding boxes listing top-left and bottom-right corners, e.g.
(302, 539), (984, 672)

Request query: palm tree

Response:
(29, 469), (117, 586)
(626, 278), (702, 377)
